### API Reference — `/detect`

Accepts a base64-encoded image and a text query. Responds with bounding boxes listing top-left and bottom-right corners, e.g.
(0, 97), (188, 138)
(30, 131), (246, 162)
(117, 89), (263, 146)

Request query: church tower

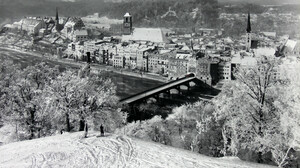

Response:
(123, 12), (132, 35)
(55, 7), (59, 31)
(246, 12), (252, 52)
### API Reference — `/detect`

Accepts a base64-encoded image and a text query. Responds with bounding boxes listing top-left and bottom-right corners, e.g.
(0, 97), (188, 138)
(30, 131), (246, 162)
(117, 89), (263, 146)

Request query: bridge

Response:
(120, 74), (199, 105)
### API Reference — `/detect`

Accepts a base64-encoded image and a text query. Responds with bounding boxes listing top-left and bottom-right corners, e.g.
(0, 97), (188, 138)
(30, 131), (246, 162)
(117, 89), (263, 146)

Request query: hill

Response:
(0, 0), (218, 28)
(0, 132), (276, 168)
(218, 0), (300, 5)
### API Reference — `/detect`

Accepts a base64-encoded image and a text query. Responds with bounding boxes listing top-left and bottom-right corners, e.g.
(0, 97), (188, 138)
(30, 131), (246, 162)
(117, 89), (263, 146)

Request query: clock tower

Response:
(123, 12), (132, 35)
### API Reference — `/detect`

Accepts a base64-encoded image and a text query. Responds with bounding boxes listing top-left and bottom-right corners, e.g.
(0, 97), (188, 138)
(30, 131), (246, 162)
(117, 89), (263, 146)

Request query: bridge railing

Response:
(120, 74), (195, 103)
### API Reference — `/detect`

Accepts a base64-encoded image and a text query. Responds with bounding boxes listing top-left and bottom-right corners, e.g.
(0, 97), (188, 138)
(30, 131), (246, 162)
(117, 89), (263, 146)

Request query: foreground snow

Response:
(0, 132), (275, 168)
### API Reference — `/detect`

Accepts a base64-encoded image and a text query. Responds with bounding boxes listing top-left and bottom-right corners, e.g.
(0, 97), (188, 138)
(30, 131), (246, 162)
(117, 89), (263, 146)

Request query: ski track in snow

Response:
(0, 132), (276, 168)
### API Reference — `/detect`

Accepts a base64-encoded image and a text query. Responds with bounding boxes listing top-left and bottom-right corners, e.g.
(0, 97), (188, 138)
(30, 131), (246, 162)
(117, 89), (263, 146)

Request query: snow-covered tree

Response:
(166, 101), (222, 155)
(1, 63), (59, 139)
(270, 62), (300, 167)
(0, 60), (20, 121)
(213, 55), (299, 166)
(75, 74), (120, 138)
(48, 70), (89, 132)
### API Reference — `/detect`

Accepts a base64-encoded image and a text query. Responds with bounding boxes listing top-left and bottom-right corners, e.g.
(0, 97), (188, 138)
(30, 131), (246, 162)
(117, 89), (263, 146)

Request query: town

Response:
(1, 6), (299, 86)
(0, 1), (300, 167)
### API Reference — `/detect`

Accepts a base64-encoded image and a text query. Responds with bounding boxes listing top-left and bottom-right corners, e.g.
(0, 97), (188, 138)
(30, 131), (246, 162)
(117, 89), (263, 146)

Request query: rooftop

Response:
(124, 13), (131, 17)
(122, 28), (167, 43)
(74, 30), (88, 36)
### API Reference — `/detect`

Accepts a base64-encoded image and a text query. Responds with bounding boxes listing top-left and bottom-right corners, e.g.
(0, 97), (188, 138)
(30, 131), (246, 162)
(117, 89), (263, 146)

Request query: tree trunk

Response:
(258, 151), (263, 163)
(30, 126), (35, 140)
(29, 110), (35, 139)
(258, 110), (264, 163)
(15, 123), (19, 141)
(66, 113), (71, 132)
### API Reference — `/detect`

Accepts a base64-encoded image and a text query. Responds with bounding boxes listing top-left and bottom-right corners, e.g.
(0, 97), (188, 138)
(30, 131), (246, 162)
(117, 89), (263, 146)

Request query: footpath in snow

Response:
(0, 132), (275, 168)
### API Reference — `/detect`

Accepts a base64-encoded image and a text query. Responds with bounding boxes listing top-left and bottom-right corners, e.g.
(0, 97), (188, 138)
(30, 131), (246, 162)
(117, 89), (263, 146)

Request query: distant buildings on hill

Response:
(1, 10), (299, 86)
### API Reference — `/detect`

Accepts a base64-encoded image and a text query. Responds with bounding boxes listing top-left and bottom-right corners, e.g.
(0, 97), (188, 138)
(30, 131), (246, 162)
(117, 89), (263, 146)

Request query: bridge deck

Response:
(120, 76), (196, 104)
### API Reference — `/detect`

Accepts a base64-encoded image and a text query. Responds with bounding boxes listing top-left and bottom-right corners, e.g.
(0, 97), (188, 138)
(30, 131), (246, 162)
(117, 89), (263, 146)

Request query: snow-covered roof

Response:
(261, 32), (276, 38)
(181, 45), (191, 51)
(159, 49), (171, 54)
(122, 28), (166, 43)
(231, 55), (257, 66)
(3, 24), (15, 28)
(285, 40), (297, 51)
(253, 47), (275, 57)
(74, 30), (88, 36)
(224, 37), (233, 44)
(21, 19), (42, 26)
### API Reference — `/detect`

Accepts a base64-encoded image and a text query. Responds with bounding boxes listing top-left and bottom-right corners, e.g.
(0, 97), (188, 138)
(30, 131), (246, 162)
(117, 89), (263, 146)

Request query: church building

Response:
(121, 12), (168, 43)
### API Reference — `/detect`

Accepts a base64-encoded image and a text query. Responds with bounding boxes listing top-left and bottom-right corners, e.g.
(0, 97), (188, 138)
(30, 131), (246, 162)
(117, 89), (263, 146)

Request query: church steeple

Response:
(55, 7), (62, 32)
(246, 12), (251, 33)
(56, 7), (59, 22)
(246, 12), (252, 52)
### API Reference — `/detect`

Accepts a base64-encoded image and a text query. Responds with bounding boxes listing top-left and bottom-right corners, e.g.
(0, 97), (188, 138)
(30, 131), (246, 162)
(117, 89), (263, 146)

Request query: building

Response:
(168, 55), (189, 79)
(137, 48), (153, 71)
(66, 42), (84, 60)
(195, 58), (212, 85)
(187, 57), (197, 74)
(218, 61), (232, 80)
(113, 54), (125, 68)
(83, 40), (109, 63)
(74, 30), (88, 42)
(282, 40), (300, 57)
(148, 53), (170, 74)
(62, 17), (85, 40)
(12, 18), (46, 35)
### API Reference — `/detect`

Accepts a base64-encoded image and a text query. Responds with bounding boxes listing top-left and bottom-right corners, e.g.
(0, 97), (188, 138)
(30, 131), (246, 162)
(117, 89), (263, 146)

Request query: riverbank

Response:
(0, 45), (168, 83)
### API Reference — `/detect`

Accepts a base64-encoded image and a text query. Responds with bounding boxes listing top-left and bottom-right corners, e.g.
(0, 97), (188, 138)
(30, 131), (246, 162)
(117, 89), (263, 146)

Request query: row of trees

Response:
(118, 101), (223, 157)
(119, 55), (300, 167)
(0, 60), (123, 140)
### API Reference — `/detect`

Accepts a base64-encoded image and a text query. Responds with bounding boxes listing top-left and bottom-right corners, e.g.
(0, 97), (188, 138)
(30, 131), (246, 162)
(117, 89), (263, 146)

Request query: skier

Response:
(100, 124), (104, 136)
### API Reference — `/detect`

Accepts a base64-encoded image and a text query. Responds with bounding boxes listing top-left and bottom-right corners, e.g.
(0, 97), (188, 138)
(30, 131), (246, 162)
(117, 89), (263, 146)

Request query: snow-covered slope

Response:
(0, 132), (275, 168)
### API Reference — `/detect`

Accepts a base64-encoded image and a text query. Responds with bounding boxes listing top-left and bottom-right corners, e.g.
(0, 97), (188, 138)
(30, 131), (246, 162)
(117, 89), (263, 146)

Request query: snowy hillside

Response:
(0, 132), (275, 168)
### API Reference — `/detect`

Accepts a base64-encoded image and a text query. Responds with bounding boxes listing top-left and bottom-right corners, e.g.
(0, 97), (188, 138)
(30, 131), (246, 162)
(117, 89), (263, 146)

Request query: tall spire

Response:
(56, 7), (59, 21)
(246, 12), (251, 33)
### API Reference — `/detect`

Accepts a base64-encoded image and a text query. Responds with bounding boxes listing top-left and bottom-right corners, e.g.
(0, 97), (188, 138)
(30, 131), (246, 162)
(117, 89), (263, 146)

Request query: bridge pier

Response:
(176, 86), (182, 95)
(165, 90), (171, 99)
(153, 94), (159, 103)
